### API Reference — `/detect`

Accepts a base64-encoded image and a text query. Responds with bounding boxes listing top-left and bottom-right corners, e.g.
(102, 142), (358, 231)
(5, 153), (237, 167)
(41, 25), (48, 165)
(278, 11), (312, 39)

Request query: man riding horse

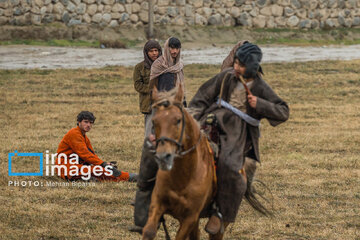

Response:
(189, 42), (290, 236)
(132, 41), (289, 238)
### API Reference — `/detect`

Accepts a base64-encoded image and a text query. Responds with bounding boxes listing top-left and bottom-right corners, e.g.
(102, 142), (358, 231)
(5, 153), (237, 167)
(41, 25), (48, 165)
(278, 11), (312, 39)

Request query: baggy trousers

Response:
(134, 137), (158, 227)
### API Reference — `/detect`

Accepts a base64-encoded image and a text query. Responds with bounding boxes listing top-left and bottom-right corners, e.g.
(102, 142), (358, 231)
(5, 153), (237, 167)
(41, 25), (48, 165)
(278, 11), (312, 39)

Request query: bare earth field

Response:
(0, 61), (359, 239)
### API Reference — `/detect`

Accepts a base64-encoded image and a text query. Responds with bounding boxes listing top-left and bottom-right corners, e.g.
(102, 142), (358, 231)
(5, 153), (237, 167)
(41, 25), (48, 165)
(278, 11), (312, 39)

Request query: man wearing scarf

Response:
(133, 40), (162, 137)
(189, 42), (289, 236)
(150, 37), (185, 99)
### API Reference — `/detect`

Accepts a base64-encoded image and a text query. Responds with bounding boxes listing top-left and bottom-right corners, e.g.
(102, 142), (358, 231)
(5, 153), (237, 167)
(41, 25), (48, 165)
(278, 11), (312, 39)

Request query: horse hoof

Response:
(143, 229), (156, 240)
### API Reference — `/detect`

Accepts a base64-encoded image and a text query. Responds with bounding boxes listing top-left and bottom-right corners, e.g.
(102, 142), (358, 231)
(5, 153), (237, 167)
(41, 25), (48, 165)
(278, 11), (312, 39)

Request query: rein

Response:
(154, 101), (201, 156)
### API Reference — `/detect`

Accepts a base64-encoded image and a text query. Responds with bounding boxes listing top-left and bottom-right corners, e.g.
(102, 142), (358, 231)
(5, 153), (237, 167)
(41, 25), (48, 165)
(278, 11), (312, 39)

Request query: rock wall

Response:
(1, 0), (360, 29)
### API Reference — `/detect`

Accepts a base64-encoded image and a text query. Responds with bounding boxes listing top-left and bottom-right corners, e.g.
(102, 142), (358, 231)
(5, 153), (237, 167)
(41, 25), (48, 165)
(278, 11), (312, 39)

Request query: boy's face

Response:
(233, 58), (246, 77)
(147, 48), (159, 61)
(78, 119), (94, 133)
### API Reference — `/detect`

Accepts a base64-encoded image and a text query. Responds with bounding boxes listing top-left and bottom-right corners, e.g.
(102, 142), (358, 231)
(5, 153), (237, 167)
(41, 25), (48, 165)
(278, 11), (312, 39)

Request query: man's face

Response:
(233, 59), (246, 77)
(169, 47), (180, 59)
(78, 119), (94, 133)
(147, 48), (159, 62)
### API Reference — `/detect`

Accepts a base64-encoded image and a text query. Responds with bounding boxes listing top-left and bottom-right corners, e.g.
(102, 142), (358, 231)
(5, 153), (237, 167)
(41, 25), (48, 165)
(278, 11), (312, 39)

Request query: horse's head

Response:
(151, 85), (184, 171)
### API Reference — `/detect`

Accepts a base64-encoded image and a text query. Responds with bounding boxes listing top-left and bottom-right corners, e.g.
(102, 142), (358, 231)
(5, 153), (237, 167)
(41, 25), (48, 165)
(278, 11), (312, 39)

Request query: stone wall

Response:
(1, 0), (360, 29)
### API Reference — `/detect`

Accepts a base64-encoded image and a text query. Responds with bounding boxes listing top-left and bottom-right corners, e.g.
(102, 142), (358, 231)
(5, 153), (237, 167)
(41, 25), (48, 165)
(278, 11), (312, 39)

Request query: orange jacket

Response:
(57, 126), (104, 166)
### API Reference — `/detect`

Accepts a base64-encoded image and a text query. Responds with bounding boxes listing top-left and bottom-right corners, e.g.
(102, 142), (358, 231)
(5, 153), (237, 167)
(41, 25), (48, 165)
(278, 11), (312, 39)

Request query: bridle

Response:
(154, 101), (201, 156)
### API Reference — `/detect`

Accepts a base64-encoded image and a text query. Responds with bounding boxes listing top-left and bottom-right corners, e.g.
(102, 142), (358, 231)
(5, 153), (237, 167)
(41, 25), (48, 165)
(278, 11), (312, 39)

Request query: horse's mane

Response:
(152, 87), (201, 128)
(152, 87), (179, 107)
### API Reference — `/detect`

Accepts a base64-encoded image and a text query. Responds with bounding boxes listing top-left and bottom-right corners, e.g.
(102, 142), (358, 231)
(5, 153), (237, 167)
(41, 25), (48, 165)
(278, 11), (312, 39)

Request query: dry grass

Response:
(0, 60), (359, 240)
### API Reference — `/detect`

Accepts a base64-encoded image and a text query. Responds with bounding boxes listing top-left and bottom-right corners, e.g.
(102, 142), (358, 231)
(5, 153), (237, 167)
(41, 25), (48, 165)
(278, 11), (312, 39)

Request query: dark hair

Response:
(77, 111), (96, 125)
(168, 37), (181, 49)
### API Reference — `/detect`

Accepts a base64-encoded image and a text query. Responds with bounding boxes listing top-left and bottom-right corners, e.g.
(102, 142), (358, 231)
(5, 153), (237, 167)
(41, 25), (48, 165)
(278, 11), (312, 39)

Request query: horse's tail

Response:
(244, 158), (273, 217)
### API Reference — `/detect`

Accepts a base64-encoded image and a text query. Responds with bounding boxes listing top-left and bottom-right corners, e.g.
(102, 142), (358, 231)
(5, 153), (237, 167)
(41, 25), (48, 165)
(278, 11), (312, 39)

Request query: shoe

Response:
(128, 173), (138, 182)
(128, 225), (143, 234)
(116, 171), (130, 181)
(205, 214), (223, 235)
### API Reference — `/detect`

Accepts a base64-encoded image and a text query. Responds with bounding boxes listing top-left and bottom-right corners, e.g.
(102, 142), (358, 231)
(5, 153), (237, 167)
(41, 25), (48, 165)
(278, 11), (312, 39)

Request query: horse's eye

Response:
(177, 119), (181, 125)
(163, 101), (170, 107)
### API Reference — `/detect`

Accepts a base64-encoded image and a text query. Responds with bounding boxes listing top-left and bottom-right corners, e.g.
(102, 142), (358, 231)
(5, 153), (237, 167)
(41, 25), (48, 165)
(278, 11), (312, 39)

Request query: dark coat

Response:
(189, 68), (289, 162)
(133, 61), (151, 114)
(189, 68), (289, 222)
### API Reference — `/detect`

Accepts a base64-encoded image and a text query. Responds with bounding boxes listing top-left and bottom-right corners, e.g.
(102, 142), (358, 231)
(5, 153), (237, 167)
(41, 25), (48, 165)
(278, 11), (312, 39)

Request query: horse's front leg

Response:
(175, 215), (200, 240)
(188, 219), (200, 240)
(142, 202), (165, 240)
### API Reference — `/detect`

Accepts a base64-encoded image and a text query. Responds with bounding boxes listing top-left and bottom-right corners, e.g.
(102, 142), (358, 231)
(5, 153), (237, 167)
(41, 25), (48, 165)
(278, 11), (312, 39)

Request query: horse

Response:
(142, 86), (270, 240)
(142, 86), (217, 240)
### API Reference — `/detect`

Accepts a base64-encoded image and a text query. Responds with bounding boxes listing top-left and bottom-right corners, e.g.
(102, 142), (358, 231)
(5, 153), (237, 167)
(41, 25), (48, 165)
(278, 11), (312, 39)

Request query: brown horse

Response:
(142, 86), (217, 240)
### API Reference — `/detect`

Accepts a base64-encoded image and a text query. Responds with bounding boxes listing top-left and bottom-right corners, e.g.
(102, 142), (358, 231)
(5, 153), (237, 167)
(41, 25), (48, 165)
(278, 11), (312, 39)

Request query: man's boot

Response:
(130, 137), (158, 234)
(205, 210), (224, 235)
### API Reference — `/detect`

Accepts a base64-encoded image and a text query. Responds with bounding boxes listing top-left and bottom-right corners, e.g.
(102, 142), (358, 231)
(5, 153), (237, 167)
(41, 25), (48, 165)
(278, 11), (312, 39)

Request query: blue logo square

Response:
(8, 150), (43, 176)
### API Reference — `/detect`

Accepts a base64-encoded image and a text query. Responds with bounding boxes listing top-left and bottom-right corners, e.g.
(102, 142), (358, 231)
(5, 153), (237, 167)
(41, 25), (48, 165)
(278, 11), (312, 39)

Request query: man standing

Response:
(133, 40), (162, 137)
(150, 37), (184, 96)
(57, 111), (137, 182)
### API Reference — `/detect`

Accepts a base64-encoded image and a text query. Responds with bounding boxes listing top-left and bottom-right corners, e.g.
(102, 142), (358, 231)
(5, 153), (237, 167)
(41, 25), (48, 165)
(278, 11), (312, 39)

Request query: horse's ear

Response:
(174, 83), (184, 103)
(151, 86), (158, 102)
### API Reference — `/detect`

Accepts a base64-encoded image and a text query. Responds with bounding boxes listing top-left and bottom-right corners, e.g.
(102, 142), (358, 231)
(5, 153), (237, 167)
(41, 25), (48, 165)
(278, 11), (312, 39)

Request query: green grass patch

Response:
(118, 38), (142, 48)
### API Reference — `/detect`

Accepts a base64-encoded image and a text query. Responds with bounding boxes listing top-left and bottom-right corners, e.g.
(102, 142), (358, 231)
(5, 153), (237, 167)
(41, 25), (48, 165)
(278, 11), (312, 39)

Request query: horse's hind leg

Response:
(142, 203), (165, 240)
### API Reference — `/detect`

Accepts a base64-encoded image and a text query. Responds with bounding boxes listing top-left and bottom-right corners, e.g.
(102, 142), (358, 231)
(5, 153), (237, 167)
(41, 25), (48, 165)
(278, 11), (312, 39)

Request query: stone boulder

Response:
(223, 13), (235, 26)
(87, 4), (97, 15)
(271, 5), (283, 17)
(284, 7), (294, 16)
(290, 0), (301, 9)
(76, 3), (86, 14)
(102, 13), (112, 23)
(230, 6), (241, 18)
(130, 13), (138, 22)
(92, 13), (102, 22)
(132, 2), (140, 13)
(139, 10), (148, 23)
(299, 19), (311, 28)
(208, 13), (222, 25)
(256, 0), (268, 8)
(253, 15), (266, 28)
(195, 13), (207, 25)
(237, 12), (252, 26)
(109, 19), (119, 27)
(287, 15), (299, 27)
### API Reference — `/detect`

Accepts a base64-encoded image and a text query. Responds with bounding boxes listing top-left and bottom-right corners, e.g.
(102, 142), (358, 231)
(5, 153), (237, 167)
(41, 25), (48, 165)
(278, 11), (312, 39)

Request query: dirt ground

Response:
(1, 61), (359, 240)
